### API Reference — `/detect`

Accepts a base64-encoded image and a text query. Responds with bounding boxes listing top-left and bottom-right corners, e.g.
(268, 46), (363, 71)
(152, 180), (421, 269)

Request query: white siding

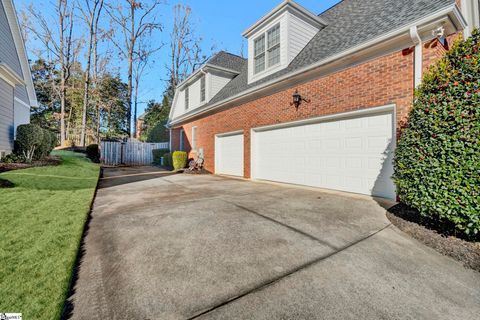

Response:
(189, 77), (202, 110)
(287, 12), (319, 63)
(210, 71), (234, 99)
(246, 10), (319, 84)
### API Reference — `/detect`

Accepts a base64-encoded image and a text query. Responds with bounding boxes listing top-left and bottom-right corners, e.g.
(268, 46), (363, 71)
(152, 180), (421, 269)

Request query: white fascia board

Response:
(242, 0), (327, 38)
(4, 0), (38, 107)
(169, 4), (465, 127)
(0, 63), (24, 86)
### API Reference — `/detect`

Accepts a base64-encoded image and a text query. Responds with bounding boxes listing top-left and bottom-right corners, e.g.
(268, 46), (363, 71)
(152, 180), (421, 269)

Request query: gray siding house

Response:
(0, 0), (37, 158)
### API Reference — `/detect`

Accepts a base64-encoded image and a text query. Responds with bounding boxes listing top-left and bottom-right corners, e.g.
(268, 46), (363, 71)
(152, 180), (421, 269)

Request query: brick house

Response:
(167, 0), (478, 199)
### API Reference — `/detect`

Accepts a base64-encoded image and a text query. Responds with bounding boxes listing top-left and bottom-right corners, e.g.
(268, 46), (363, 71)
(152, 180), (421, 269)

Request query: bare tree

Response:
(106, 0), (163, 138)
(78, 0), (104, 146)
(24, 0), (76, 146)
(166, 4), (208, 96)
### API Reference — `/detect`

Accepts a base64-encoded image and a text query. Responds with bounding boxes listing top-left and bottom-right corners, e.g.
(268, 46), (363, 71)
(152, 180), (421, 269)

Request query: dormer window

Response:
(254, 24), (281, 75)
(267, 24), (280, 67)
(254, 35), (266, 74)
(200, 76), (206, 102)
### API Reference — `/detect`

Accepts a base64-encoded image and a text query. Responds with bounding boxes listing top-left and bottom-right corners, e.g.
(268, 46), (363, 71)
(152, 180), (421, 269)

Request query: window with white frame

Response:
(254, 23), (280, 75)
(192, 126), (198, 150)
(267, 24), (280, 67)
(185, 86), (189, 109)
(180, 129), (185, 151)
(254, 34), (266, 74)
(200, 76), (206, 102)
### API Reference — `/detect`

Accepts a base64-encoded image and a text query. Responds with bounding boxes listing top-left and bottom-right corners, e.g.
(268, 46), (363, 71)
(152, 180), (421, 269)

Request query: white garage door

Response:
(215, 132), (244, 177)
(251, 109), (396, 199)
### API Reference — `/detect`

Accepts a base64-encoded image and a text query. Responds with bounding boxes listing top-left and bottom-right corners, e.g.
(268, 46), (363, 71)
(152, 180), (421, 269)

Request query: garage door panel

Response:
(215, 133), (244, 177)
(252, 111), (396, 199)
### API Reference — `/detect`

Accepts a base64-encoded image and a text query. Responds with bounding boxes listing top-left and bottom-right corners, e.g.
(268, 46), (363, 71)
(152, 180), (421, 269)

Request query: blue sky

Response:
(17, 0), (340, 115)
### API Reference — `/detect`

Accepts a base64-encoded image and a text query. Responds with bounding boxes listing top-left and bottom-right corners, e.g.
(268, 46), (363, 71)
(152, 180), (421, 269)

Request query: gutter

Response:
(409, 26), (423, 88)
(169, 4), (466, 127)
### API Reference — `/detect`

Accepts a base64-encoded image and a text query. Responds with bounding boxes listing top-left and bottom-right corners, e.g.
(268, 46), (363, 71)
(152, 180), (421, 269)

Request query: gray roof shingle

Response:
(196, 0), (456, 109)
(207, 51), (246, 73)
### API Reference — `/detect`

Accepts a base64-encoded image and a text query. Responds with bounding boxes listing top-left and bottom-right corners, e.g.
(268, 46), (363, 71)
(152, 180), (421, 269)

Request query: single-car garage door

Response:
(215, 131), (244, 177)
(251, 108), (396, 199)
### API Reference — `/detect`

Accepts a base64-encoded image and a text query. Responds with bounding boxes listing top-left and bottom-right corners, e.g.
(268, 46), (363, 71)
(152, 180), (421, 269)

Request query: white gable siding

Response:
(188, 77), (202, 110)
(287, 12), (319, 63)
(246, 10), (319, 84)
(210, 71), (234, 99)
(247, 13), (288, 84)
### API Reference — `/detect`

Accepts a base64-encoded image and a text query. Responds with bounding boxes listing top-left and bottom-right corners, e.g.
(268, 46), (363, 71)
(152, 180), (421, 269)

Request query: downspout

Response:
(409, 26), (423, 88)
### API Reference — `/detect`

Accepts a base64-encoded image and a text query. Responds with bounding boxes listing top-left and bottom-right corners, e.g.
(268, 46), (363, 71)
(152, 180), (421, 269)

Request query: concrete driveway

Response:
(66, 167), (480, 320)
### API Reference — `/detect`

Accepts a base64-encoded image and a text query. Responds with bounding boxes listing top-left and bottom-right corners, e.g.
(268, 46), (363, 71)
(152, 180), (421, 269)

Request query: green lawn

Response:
(0, 151), (100, 319)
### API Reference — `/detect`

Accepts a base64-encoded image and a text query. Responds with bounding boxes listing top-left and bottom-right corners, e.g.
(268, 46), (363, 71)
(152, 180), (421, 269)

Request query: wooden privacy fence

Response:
(101, 141), (169, 166)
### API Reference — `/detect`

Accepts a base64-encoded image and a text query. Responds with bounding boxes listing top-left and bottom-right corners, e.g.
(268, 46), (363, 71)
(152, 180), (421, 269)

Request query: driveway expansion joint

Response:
(187, 223), (393, 320)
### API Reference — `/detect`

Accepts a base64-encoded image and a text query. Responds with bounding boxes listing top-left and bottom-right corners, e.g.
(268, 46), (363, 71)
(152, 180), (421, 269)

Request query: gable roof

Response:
(207, 51), (246, 73)
(170, 0), (462, 125)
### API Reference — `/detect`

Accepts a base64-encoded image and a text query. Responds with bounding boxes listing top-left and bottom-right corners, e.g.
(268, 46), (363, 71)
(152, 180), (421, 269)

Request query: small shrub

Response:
(163, 152), (173, 169)
(86, 144), (100, 163)
(16, 124), (43, 163)
(34, 129), (56, 160)
(0, 153), (25, 164)
(152, 148), (169, 165)
(172, 151), (188, 170)
(393, 29), (480, 237)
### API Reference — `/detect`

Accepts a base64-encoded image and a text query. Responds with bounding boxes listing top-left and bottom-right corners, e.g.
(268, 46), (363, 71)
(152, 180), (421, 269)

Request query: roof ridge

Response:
(318, 0), (347, 17)
(214, 50), (247, 61)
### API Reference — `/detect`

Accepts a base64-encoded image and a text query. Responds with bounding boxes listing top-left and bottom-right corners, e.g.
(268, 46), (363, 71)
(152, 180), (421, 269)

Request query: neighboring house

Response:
(0, 0), (37, 158)
(168, 0), (478, 200)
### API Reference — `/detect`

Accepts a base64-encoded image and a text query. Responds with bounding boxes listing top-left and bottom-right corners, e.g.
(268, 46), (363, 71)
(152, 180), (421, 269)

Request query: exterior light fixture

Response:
(290, 89), (310, 109)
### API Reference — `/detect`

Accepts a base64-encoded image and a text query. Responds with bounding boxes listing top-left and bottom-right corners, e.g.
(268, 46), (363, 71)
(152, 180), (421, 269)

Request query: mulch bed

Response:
(0, 156), (62, 173)
(0, 178), (15, 188)
(387, 204), (480, 273)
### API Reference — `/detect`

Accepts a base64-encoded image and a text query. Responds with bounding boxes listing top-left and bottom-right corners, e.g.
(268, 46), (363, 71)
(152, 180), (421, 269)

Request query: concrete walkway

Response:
(65, 167), (480, 320)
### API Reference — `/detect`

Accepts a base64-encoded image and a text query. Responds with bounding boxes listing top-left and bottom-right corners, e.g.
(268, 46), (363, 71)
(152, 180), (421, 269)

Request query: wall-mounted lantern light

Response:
(290, 89), (310, 109)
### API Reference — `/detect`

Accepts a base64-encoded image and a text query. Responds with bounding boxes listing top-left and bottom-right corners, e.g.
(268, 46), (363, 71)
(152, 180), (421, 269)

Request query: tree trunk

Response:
(80, 14), (95, 147)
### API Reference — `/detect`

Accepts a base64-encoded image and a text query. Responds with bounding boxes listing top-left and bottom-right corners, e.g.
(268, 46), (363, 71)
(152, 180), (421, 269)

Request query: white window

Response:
(179, 129), (185, 151)
(200, 76), (206, 102)
(267, 24), (280, 67)
(254, 24), (280, 75)
(185, 86), (189, 110)
(192, 126), (198, 150)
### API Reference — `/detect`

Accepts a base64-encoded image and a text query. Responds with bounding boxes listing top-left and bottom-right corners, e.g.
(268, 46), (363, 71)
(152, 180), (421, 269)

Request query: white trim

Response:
(250, 104), (397, 199)
(14, 96), (30, 109)
(0, 63), (24, 86)
(215, 129), (244, 138)
(242, 0), (327, 37)
(410, 26), (423, 88)
(251, 104), (395, 133)
(177, 64), (240, 90)
(169, 4), (465, 127)
(3, 0), (38, 107)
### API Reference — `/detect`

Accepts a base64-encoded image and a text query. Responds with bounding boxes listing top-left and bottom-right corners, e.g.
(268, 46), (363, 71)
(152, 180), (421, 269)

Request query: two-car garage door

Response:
(215, 108), (396, 199)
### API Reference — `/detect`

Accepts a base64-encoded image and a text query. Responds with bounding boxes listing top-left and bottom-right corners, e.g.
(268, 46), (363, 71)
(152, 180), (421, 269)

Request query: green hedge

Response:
(15, 124), (57, 163)
(393, 29), (480, 237)
(172, 151), (188, 170)
(152, 148), (169, 165)
(86, 144), (100, 163)
(163, 152), (173, 169)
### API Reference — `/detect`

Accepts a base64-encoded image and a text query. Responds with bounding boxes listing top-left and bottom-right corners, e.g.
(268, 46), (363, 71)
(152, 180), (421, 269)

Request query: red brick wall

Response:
(171, 41), (449, 177)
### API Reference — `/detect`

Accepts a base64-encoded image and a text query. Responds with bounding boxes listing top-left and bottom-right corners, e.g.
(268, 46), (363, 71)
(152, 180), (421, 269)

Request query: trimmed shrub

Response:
(163, 152), (173, 169)
(16, 124), (43, 163)
(172, 151), (187, 170)
(393, 30), (480, 237)
(152, 148), (169, 165)
(34, 129), (56, 160)
(86, 144), (100, 163)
